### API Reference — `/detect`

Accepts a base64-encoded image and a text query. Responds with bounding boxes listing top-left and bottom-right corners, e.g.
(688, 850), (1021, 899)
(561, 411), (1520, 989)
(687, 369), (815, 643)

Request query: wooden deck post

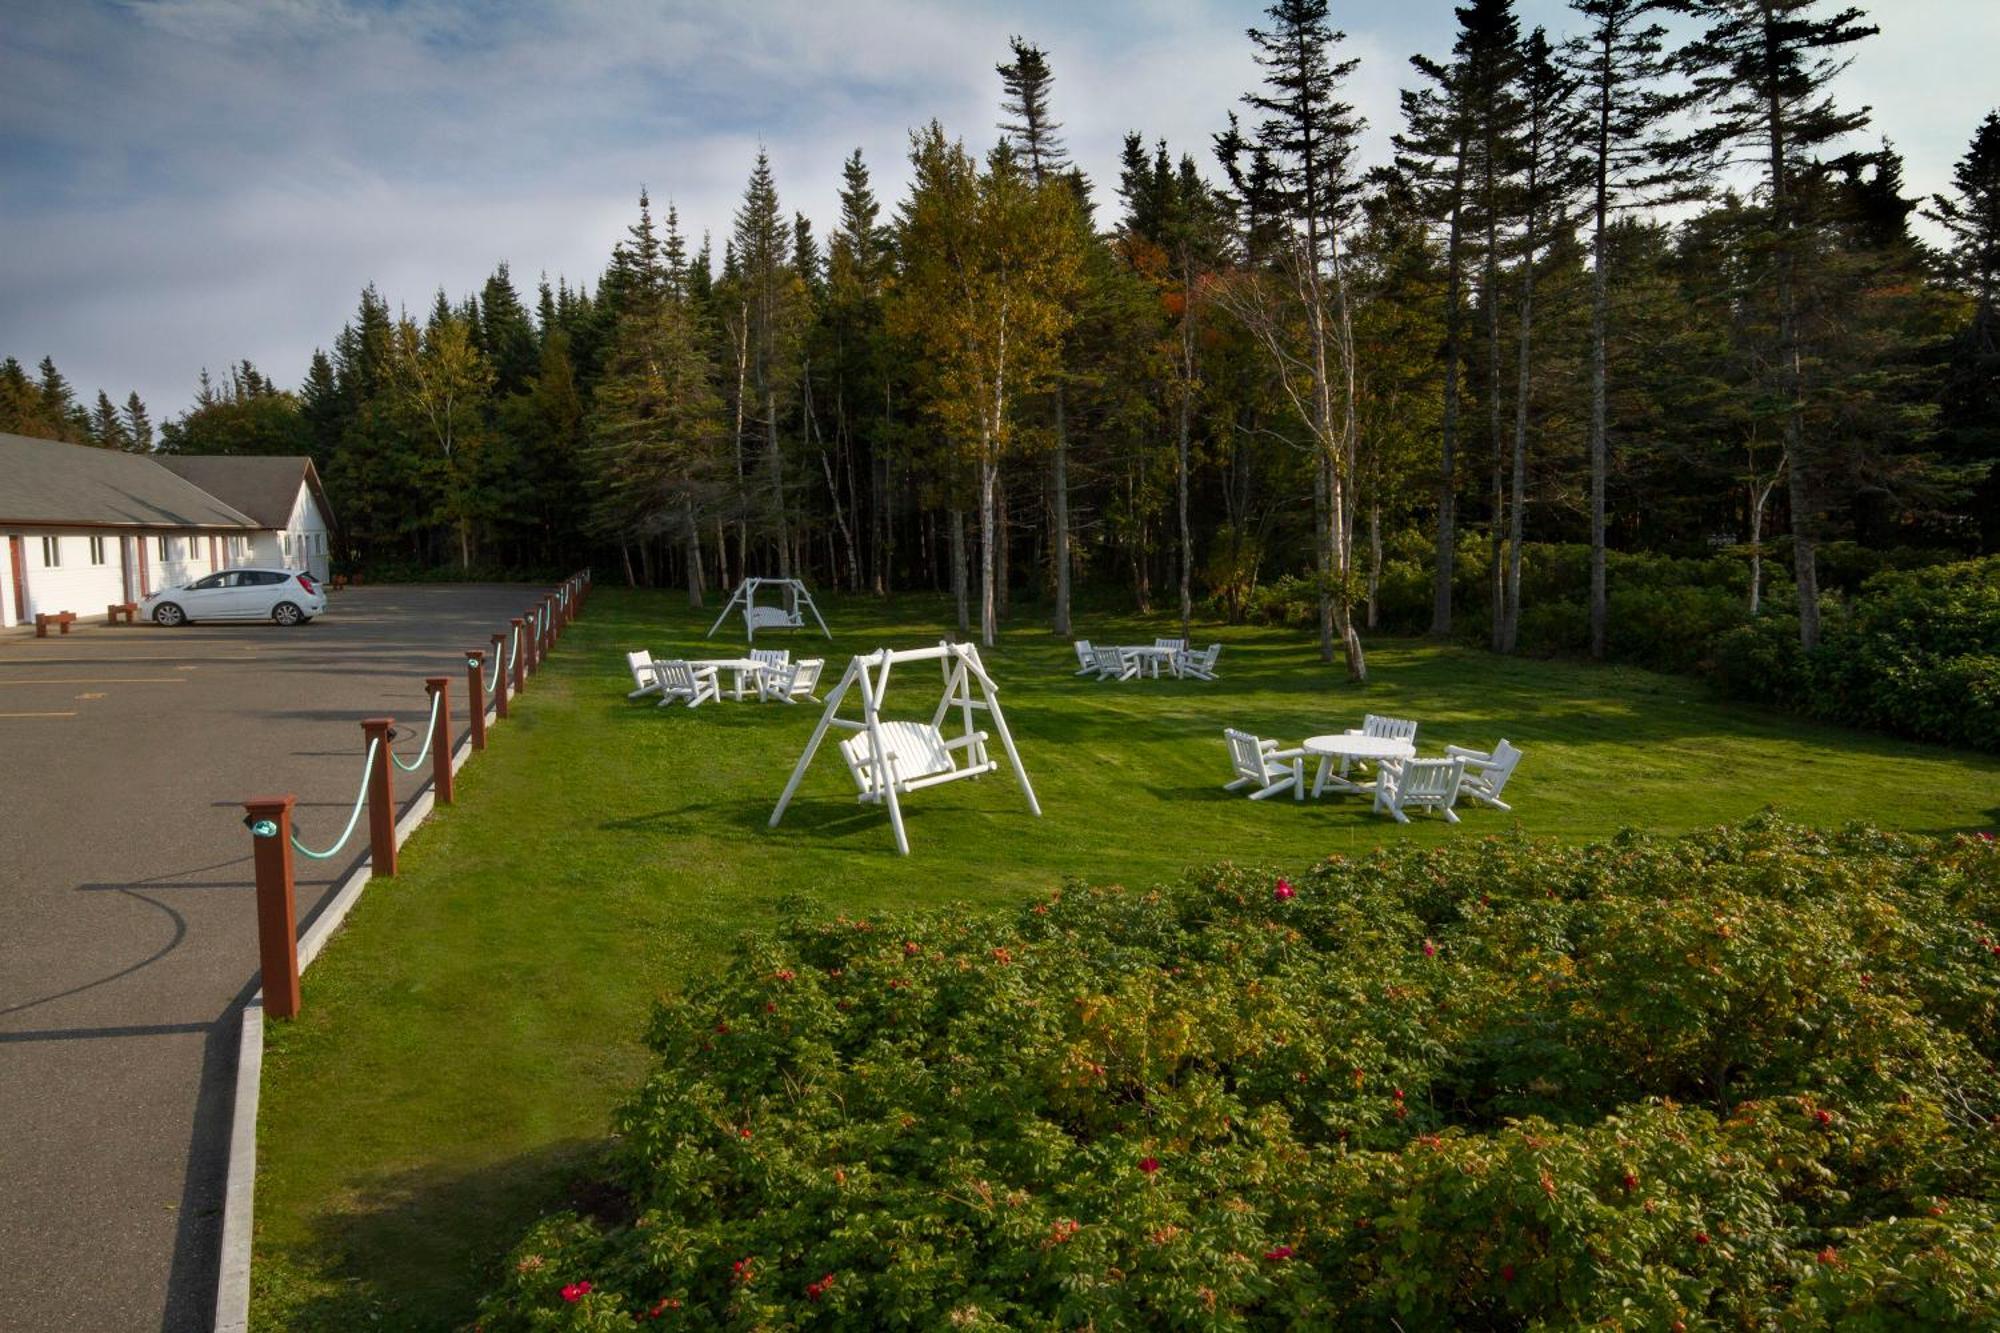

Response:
(491, 630), (510, 719)
(243, 795), (301, 1020)
(360, 717), (397, 877)
(465, 650), (487, 750)
(425, 677), (453, 805)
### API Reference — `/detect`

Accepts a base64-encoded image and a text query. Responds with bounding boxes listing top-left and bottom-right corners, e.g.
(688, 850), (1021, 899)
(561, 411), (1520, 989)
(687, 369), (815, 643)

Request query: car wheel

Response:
(153, 603), (186, 627)
(272, 601), (303, 627)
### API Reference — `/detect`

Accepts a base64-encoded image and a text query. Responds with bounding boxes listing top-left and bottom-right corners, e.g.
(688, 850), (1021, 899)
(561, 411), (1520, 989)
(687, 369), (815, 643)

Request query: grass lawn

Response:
(250, 587), (2000, 1329)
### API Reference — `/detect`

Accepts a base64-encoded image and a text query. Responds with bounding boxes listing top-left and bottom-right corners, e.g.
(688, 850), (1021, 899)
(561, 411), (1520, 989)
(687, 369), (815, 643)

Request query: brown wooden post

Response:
(465, 650), (487, 750)
(511, 617), (528, 692)
(490, 631), (510, 719)
(243, 795), (301, 1020)
(360, 717), (397, 877)
(425, 676), (454, 804)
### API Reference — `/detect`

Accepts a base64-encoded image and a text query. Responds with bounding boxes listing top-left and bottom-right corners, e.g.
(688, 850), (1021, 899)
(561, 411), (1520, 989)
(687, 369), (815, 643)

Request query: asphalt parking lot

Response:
(0, 583), (543, 1332)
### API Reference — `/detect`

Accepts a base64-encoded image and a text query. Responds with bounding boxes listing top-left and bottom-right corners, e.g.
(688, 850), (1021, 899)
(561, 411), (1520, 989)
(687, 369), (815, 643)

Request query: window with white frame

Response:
(89, 536), (106, 565)
(41, 536), (60, 567)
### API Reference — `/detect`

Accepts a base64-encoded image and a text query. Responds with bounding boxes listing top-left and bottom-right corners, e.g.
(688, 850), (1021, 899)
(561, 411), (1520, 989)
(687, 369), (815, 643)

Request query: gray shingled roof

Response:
(155, 454), (335, 532)
(0, 431), (259, 529)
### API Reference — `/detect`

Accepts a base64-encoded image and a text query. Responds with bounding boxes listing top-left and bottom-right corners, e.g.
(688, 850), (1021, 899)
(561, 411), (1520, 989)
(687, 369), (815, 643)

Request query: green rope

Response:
(391, 690), (443, 772)
(291, 738), (380, 861)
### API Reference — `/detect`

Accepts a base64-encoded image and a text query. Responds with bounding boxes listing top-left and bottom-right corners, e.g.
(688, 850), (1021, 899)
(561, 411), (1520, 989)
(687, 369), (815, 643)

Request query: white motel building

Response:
(1, 431), (336, 628)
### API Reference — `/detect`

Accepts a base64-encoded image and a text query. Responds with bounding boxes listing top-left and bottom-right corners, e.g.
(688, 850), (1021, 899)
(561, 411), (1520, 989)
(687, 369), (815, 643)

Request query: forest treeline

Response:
(5, 0), (1996, 680)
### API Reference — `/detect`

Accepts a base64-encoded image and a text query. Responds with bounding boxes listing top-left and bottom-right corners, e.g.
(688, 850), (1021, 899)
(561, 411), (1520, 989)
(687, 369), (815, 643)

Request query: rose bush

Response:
(478, 818), (2000, 1329)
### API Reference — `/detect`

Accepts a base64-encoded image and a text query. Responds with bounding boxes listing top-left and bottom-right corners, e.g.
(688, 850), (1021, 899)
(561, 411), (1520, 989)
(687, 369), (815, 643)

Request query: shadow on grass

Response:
(258, 1137), (615, 1333)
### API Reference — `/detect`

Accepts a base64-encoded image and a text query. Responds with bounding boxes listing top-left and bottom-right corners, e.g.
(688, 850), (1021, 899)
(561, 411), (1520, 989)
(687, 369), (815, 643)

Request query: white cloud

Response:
(1, 0), (1990, 420)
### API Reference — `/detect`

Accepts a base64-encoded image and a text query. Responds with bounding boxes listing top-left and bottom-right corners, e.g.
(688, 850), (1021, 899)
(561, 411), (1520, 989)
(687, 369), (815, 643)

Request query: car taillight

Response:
(297, 573), (317, 592)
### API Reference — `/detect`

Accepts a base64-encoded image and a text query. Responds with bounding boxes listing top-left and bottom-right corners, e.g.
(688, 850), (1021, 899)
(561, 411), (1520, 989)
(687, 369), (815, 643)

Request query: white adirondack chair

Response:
(625, 650), (663, 700)
(1373, 757), (1465, 824)
(1180, 644), (1222, 680)
(759, 657), (825, 704)
(750, 648), (791, 671)
(1222, 728), (1307, 801)
(1154, 637), (1188, 653)
(1445, 740), (1524, 811)
(655, 659), (721, 708)
(1339, 712), (1420, 780)
(1092, 643), (1139, 681)
(1073, 639), (1098, 675)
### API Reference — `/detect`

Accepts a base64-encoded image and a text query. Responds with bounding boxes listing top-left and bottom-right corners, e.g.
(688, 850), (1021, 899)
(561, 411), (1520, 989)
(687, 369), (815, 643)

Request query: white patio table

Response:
(1302, 733), (1417, 799)
(687, 657), (770, 701)
(1118, 645), (1181, 678)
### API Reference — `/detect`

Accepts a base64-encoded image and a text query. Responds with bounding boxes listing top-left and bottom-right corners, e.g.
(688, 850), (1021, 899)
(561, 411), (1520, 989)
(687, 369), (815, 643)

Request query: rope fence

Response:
(242, 569), (591, 1021)
(287, 738), (380, 861)
(390, 691), (443, 773)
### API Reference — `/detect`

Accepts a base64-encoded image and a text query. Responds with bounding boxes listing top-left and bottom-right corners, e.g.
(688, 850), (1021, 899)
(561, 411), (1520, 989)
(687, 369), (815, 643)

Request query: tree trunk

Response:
(1587, 103), (1611, 661)
(620, 539), (636, 589)
(1177, 271), (1196, 643)
(1484, 211), (1505, 654)
(684, 501), (704, 608)
(1503, 224), (1537, 655)
(950, 506), (970, 636)
(1768, 76), (1818, 649)
(1432, 164), (1468, 638)
(1052, 388), (1072, 634)
(979, 453), (999, 646)
(1367, 500), (1382, 630)
(766, 386), (789, 577)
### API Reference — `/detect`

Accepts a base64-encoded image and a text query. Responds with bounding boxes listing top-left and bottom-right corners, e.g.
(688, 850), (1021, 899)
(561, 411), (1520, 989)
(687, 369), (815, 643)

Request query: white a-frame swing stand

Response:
(768, 641), (1041, 855)
(706, 577), (832, 643)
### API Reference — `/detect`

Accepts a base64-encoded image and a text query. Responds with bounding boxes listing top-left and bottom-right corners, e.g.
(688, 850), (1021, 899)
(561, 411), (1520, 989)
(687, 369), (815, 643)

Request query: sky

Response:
(2, 0), (1994, 422)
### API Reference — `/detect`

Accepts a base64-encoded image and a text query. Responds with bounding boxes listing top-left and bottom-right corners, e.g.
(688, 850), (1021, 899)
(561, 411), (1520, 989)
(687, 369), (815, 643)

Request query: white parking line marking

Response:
(0, 711), (77, 718)
(0, 677), (189, 685)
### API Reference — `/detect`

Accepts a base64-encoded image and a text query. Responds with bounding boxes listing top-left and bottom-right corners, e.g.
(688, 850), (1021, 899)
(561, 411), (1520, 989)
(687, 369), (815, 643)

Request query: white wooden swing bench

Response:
(706, 577), (832, 643)
(770, 641), (1039, 855)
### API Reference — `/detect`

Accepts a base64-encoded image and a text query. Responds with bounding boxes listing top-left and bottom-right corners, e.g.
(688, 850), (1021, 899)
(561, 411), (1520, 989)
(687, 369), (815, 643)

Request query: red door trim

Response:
(8, 534), (27, 623)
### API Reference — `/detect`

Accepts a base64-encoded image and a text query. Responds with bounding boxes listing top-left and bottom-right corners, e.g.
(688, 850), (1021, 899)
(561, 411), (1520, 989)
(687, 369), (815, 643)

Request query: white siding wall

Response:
(247, 484), (331, 579)
(15, 530), (130, 622)
(149, 531), (213, 593)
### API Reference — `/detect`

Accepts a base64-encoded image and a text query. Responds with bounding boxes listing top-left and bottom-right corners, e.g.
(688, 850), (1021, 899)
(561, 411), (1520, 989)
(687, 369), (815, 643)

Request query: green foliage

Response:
(1713, 555), (2000, 751)
(475, 818), (2000, 1329)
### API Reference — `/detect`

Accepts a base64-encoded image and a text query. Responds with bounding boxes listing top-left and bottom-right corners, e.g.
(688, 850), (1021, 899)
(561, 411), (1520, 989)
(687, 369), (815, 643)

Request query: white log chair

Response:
(840, 720), (992, 798)
(1444, 740), (1523, 811)
(1180, 644), (1222, 680)
(655, 659), (722, 709)
(759, 657), (825, 704)
(1073, 639), (1098, 675)
(1222, 728), (1307, 802)
(1092, 643), (1139, 681)
(1373, 756), (1465, 824)
(1340, 712), (1420, 780)
(1153, 638), (1190, 678)
(625, 650), (664, 700)
(750, 648), (791, 671)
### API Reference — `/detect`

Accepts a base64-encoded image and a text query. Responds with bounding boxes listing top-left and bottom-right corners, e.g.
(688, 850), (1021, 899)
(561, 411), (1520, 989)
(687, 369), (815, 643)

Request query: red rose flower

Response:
(1694, 1231), (1710, 1246)
(1421, 938), (1437, 958)
(1814, 1109), (1832, 1126)
(560, 1280), (591, 1302)
(1263, 1245), (1294, 1261)
(1499, 1263), (1515, 1283)
(1817, 1246), (1839, 1265)
(1273, 879), (1295, 901)
(1139, 1156), (1161, 1175)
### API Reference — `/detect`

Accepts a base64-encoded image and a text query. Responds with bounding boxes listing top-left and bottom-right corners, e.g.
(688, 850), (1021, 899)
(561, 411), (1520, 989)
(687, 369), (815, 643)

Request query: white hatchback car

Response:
(141, 567), (327, 627)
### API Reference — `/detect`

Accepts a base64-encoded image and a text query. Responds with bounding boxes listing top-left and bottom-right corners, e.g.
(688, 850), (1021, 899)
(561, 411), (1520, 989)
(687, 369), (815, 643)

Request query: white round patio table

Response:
(1301, 733), (1416, 798)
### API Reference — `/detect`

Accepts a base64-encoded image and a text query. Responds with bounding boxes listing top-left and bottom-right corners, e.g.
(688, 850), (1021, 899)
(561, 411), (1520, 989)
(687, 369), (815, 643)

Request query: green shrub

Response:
(1714, 556), (2000, 752)
(477, 820), (2000, 1329)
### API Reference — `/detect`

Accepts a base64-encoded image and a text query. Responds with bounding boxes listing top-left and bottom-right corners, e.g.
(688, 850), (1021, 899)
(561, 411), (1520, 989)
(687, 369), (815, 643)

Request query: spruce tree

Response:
(731, 151), (804, 574)
(123, 391), (153, 452)
(1926, 110), (2000, 542)
(997, 36), (1083, 634)
(1563, 0), (1697, 658)
(91, 390), (128, 450)
(1676, 0), (1878, 650)
(1221, 0), (1371, 678)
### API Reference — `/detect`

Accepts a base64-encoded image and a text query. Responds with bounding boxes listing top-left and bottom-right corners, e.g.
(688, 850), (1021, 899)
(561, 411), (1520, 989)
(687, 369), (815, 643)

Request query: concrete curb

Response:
(212, 700), (498, 1333)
